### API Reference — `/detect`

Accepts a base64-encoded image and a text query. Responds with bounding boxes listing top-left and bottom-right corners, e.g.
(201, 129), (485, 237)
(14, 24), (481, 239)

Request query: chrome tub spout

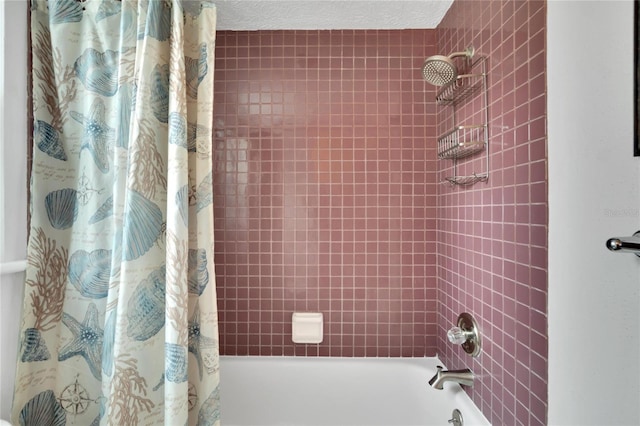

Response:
(428, 365), (474, 390)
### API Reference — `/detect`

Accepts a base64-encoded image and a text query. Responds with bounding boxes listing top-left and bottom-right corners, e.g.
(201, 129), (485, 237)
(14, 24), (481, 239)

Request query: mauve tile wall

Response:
(213, 30), (440, 357)
(436, 1), (547, 426)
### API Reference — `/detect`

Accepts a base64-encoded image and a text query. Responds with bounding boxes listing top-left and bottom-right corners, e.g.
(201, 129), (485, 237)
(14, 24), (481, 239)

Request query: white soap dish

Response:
(292, 312), (323, 344)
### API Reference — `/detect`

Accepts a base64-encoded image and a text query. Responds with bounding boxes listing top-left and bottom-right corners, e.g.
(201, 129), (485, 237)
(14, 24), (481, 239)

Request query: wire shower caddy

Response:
(435, 55), (489, 186)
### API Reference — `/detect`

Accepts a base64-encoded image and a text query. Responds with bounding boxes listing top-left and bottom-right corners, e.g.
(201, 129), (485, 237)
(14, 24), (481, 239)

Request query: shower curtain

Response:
(12, 1), (219, 425)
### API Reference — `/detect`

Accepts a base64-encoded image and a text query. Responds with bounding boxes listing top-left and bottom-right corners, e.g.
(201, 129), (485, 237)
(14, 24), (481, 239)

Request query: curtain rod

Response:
(0, 260), (27, 275)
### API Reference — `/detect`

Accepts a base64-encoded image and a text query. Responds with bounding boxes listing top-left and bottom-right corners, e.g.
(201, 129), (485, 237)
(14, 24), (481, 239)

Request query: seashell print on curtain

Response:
(12, 1), (220, 425)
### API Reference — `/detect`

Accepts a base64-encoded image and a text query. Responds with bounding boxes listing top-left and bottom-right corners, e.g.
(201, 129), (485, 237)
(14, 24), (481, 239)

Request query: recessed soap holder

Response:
(447, 312), (481, 357)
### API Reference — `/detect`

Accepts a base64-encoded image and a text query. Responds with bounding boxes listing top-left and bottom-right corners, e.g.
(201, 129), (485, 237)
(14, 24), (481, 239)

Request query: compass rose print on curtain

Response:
(12, 1), (220, 425)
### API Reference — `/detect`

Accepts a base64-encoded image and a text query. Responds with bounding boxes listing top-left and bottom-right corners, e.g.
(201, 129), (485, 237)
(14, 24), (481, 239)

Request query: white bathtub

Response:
(219, 356), (490, 426)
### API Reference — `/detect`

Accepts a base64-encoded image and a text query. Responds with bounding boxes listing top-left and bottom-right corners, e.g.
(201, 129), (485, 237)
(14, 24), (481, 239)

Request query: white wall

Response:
(0, 0), (28, 421)
(548, 1), (640, 425)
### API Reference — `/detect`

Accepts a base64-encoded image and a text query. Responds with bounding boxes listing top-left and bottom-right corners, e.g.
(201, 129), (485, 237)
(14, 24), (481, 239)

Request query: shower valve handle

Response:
(447, 326), (473, 345)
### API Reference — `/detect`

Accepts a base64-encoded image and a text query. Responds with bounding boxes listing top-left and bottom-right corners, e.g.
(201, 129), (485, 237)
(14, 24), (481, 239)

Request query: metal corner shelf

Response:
(437, 125), (486, 160)
(436, 72), (485, 107)
(436, 55), (489, 186)
(443, 173), (488, 186)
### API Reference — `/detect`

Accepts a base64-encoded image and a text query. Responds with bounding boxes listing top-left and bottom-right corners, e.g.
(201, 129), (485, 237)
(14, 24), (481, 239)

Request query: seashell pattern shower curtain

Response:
(12, 1), (220, 425)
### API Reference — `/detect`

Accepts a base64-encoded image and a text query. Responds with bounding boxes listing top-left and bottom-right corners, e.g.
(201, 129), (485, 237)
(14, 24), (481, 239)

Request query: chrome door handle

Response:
(606, 230), (640, 257)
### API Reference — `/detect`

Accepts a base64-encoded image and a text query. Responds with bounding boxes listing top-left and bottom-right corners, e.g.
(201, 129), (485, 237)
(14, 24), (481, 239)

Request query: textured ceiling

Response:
(215, 0), (454, 30)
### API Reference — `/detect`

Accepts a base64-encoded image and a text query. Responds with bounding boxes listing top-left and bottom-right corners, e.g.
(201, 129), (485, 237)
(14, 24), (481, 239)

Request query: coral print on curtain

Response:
(12, 1), (219, 425)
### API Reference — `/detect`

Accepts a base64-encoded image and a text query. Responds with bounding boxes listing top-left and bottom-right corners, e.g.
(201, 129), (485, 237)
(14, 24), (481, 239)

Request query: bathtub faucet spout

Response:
(428, 365), (474, 390)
